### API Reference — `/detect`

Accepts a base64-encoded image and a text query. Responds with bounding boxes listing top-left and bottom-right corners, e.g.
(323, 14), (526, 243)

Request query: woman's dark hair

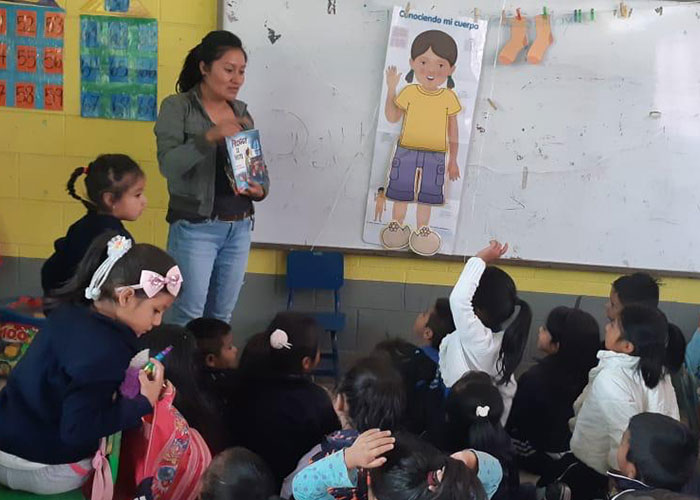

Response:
(405, 30), (458, 89)
(337, 357), (406, 432)
(427, 298), (456, 349)
(199, 447), (280, 500)
(543, 307), (600, 385)
(187, 317), (232, 361)
(370, 432), (486, 500)
(626, 413), (699, 491)
(66, 154), (144, 212)
(613, 273), (660, 309)
(238, 312), (321, 376)
(445, 372), (515, 492)
(177, 30), (247, 93)
(619, 305), (677, 389)
(50, 231), (177, 306)
(472, 266), (532, 385)
(139, 324), (225, 452)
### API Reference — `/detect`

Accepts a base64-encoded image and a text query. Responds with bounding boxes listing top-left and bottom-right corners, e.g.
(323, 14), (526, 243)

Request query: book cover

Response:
(225, 129), (268, 192)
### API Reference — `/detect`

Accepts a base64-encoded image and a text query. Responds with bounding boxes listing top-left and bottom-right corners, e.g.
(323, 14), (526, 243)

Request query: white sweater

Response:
(439, 257), (516, 425)
(570, 350), (680, 475)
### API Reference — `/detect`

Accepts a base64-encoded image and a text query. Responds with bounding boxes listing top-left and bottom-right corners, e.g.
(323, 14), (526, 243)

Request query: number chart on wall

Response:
(0, 0), (64, 111)
(79, 13), (157, 121)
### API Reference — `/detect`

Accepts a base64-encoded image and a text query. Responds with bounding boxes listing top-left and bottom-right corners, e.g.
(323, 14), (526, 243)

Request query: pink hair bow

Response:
(132, 266), (183, 298)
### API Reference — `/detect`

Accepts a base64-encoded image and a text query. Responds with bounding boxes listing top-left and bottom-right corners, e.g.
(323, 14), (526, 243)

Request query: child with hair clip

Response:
(435, 372), (521, 500)
(281, 356), (406, 499)
(0, 233), (180, 495)
(440, 240), (533, 425)
(550, 305), (681, 500)
(199, 447), (282, 500)
(42, 154), (147, 297)
(609, 412), (698, 499)
(230, 312), (340, 487)
(293, 430), (503, 500)
(507, 307), (601, 476)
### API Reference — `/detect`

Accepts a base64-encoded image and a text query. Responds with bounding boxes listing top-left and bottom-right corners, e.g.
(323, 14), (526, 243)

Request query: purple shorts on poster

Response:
(386, 145), (446, 205)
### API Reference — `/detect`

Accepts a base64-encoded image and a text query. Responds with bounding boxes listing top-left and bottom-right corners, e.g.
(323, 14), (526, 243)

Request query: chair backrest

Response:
(286, 251), (344, 291)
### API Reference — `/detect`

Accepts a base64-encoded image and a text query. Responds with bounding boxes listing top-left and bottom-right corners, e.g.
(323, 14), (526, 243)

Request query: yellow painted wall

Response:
(0, 0), (698, 305)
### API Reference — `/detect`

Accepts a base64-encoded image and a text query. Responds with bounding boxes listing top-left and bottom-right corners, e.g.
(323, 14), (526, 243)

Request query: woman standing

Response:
(155, 31), (268, 325)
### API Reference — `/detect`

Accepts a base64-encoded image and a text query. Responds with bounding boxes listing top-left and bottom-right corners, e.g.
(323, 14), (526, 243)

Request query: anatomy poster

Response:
(0, 0), (65, 110)
(362, 6), (487, 256)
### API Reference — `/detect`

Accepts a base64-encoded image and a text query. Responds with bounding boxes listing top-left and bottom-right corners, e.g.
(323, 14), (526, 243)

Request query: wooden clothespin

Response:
(516, 8), (522, 20)
(473, 7), (480, 22)
(404, 2), (411, 15)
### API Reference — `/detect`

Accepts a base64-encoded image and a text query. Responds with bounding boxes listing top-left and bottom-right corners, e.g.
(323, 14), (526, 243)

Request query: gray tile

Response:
(356, 309), (420, 353)
(404, 284), (451, 313)
(342, 280), (406, 311)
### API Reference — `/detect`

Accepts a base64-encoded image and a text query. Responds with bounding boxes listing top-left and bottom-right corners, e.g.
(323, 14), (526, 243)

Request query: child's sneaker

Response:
(380, 221), (411, 249)
(409, 226), (441, 256)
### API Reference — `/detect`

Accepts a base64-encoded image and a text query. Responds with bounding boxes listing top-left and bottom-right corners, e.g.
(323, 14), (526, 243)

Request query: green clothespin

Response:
(543, 6), (548, 17)
(590, 8), (595, 21)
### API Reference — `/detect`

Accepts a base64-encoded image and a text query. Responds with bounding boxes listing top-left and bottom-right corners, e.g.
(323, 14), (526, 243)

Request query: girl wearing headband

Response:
(0, 233), (182, 495)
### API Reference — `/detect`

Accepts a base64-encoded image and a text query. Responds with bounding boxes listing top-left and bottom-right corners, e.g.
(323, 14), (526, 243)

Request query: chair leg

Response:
(330, 330), (339, 381)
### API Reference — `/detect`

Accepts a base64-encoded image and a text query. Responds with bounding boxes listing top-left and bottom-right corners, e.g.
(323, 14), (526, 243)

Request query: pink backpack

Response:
(115, 384), (211, 500)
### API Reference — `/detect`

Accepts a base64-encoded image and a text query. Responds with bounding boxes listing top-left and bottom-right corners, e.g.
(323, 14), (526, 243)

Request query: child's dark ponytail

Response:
(177, 31), (247, 93)
(65, 154), (144, 213)
(447, 75), (455, 89)
(620, 305), (670, 389)
(405, 69), (414, 83)
(66, 166), (91, 210)
(497, 297), (532, 384)
(665, 323), (687, 375)
(473, 267), (532, 385)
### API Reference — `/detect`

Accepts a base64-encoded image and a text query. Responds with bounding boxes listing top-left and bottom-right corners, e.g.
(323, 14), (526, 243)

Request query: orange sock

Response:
(498, 17), (528, 65)
(527, 14), (554, 64)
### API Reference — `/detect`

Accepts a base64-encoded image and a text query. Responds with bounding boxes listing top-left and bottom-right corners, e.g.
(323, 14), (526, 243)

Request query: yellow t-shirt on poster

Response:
(394, 84), (462, 152)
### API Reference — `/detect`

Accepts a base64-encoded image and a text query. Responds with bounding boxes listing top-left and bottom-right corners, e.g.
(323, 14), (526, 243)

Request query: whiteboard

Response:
(222, 0), (700, 273)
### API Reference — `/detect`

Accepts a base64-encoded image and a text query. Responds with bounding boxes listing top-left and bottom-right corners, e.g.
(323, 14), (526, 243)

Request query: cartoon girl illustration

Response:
(381, 30), (462, 256)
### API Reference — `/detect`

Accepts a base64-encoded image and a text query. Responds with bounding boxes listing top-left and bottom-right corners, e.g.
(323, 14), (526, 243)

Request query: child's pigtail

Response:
(66, 165), (94, 211)
(447, 75), (455, 89)
(405, 69), (415, 83)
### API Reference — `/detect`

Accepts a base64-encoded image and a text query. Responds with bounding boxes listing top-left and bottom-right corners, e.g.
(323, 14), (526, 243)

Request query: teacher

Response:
(155, 31), (268, 325)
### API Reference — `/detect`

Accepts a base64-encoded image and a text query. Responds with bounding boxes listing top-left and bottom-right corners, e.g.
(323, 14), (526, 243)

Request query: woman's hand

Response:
(239, 180), (265, 200)
(138, 359), (165, 408)
(205, 120), (244, 144)
(344, 429), (395, 470)
(476, 240), (508, 264)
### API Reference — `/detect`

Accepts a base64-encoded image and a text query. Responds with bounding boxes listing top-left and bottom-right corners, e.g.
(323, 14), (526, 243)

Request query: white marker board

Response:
(222, 0), (700, 273)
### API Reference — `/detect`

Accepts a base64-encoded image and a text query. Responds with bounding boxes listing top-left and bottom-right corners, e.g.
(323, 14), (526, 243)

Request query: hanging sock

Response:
(527, 14), (554, 64)
(498, 16), (528, 65)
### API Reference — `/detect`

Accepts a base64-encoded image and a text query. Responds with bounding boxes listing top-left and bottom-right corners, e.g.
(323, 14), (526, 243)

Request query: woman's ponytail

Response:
(176, 44), (203, 93)
(66, 166), (93, 211)
(497, 297), (532, 384)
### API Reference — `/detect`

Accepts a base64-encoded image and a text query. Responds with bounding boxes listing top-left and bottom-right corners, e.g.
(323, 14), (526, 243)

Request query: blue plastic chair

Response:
(286, 251), (345, 380)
